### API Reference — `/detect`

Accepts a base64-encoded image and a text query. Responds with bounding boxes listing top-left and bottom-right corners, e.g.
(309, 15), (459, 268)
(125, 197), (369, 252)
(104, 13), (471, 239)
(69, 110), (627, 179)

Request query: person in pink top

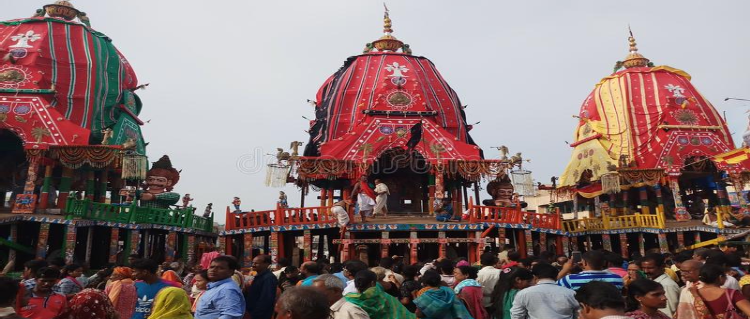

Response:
(200, 246), (220, 270)
(606, 253), (628, 278)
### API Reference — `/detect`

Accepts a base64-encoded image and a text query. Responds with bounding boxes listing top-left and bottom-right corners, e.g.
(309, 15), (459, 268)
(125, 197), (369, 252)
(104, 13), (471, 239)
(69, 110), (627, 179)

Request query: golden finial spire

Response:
(366, 3), (408, 54)
(622, 26), (649, 68)
(383, 3), (393, 36)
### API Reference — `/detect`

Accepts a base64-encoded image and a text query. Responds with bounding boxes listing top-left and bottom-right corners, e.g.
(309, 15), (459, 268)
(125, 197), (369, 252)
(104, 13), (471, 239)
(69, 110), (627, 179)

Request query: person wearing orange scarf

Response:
(162, 269), (184, 288)
(105, 267), (138, 319)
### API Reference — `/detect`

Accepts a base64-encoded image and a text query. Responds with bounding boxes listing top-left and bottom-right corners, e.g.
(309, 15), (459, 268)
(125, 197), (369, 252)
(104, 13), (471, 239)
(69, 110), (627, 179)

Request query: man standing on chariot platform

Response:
(374, 179), (389, 218)
(351, 176), (376, 223)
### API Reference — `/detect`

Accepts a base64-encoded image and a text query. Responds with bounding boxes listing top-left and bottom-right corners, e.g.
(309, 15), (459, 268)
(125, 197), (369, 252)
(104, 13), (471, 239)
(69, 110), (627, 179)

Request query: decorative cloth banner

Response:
(49, 146), (121, 169)
(601, 173), (621, 194)
(122, 154), (148, 180)
(617, 168), (664, 187)
(297, 158), (357, 180)
(265, 164), (291, 187)
(451, 160), (509, 182)
(511, 170), (536, 196)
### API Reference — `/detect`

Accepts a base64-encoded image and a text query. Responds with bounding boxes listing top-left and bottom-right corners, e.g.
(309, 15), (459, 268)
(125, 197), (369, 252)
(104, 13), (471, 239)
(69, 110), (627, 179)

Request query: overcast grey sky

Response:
(5, 1), (750, 223)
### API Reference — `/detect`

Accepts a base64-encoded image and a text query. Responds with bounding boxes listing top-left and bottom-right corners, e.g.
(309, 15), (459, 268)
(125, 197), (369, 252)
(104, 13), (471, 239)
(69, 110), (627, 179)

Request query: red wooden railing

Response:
(225, 205), (338, 230)
(225, 201), (560, 231)
(467, 199), (561, 230)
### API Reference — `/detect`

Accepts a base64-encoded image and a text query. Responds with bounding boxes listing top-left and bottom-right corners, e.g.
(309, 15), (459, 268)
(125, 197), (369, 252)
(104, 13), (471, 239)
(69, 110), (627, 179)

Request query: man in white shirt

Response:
(511, 263), (578, 319)
(341, 260), (368, 295)
(313, 275), (370, 319)
(476, 253), (501, 311)
(272, 258), (290, 279)
(639, 253), (680, 317)
(373, 179), (389, 218)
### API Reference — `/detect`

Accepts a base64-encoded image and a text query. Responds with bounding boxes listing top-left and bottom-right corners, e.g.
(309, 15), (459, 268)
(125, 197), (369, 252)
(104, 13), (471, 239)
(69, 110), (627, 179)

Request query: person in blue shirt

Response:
(299, 261), (321, 286)
(557, 250), (624, 291)
(131, 259), (170, 319)
(244, 255), (278, 319)
(195, 255), (246, 319)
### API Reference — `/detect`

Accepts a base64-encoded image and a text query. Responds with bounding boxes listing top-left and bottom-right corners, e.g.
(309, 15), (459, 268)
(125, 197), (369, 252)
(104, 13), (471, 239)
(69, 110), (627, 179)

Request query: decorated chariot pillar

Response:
(667, 176), (690, 221)
(57, 167), (74, 209)
(165, 231), (177, 262)
(303, 230), (312, 262)
(381, 232), (390, 259)
(469, 231), (481, 264)
(639, 187), (650, 215)
(320, 188), (327, 207)
(85, 170), (96, 200)
(637, 233), (645, 256)
(657, 233), (668, 254)
(438, 232), (447, 259)
(653, 184), (666, 227)
(243, 233), (253, 268)
(409, 231), (418, 265)
(620, 189), (630, 216)
(601, 234), (612, 251)
(619, 233), (629, 258)
(715, 185), (729, 229)
(187, 235), (196, 264)
(555, 235), (564, 256)
(516, 229), (527, 258)
(38, 164), (54, 209)
(729, 174), (749, 216)
(36, 222), (50, 259)
(98, 170), (108, 203)
(8, 224), (17, 262)
(340, 232), (351, 263)
(13, 150), (43, 214)
(428, 175), (436, 215)
(109, 228), (120, 264)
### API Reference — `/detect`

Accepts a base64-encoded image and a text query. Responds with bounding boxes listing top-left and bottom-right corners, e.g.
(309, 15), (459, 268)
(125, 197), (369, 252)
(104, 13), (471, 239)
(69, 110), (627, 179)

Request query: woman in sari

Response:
(190, 270), (208, 313)
(59, 289), (118, 319)
(454, 266), (488, 319)
(490, 267), (533, 319)
(105, 266), (138, 319)
(162, 267), (183, 288)
(149, 286), (193, 319)
(675, 264), (750, 319)
(345, 269), (416, 319)
(55, 263), (85, 298)
(625, 278), (670, 319)
(414, 270), (474, 319)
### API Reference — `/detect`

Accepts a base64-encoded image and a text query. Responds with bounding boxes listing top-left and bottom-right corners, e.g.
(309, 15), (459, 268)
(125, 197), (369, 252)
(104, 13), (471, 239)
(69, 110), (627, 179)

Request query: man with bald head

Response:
(299, 261), (321, 286)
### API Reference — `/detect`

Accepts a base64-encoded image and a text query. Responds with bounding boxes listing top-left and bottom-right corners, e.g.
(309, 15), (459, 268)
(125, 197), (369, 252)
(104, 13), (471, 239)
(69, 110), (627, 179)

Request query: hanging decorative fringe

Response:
(601, 172), (621, 194)
(50, 146), (121, 169)
(510, 169), (536, 196)
(266, 164), (291, 187)
(122, 154), (148, 180)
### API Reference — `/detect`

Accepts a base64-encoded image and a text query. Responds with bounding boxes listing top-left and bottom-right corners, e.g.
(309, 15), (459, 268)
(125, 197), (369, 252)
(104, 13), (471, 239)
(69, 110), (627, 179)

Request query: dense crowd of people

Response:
(1, 242), (750, 319)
